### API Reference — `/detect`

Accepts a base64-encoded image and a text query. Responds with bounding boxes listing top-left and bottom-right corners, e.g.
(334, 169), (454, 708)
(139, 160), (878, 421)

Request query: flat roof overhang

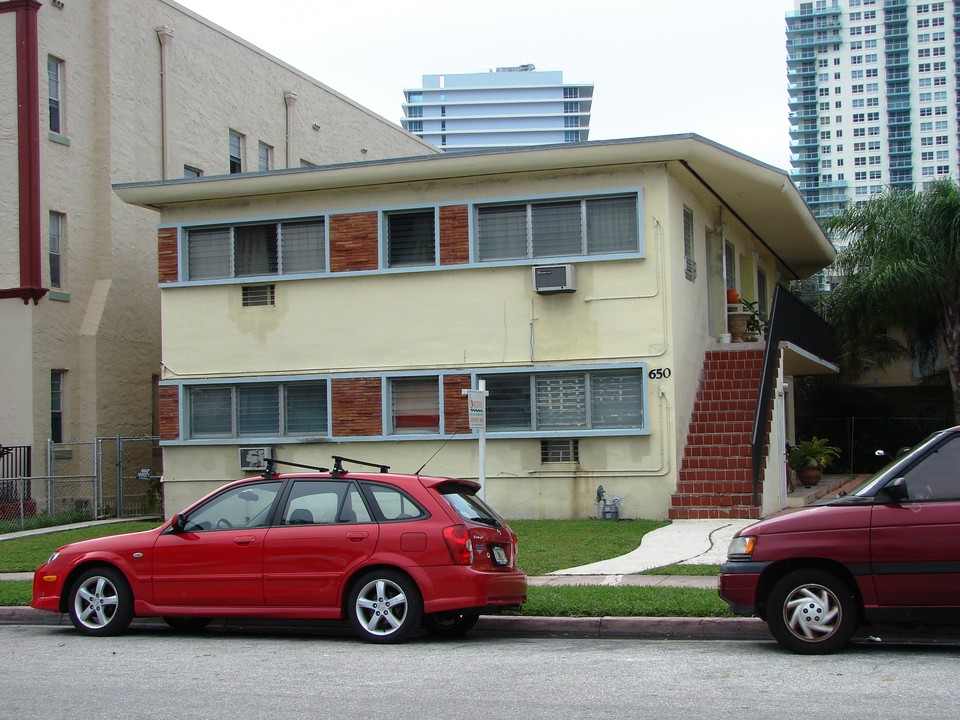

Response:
(115, 133), (836, 280)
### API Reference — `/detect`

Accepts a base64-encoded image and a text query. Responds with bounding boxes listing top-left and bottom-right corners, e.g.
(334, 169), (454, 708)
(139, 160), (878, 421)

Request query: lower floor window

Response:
(187, 381), (327, 438)
(483, 368), (644, 432)
(390, 377), (440, 434)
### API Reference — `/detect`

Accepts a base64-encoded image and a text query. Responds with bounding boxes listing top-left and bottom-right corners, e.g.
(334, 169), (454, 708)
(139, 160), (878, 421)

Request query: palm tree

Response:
(825, 178), (960, 422)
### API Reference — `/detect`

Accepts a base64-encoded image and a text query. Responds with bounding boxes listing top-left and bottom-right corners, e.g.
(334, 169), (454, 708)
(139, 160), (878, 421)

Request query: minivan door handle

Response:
(346, 531), (369, 542)
(233, 536), (257, 546)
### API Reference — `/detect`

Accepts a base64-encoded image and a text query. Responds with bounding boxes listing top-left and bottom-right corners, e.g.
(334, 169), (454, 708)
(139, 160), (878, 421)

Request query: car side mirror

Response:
(877, 477), (909, 503)
(170, 513), (187, 533)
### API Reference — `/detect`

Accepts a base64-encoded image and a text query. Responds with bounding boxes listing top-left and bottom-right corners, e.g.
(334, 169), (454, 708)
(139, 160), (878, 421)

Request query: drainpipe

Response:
(283, 91), (298, 168)
(0, 0), (45, 304)
(156, 27), (173, 179)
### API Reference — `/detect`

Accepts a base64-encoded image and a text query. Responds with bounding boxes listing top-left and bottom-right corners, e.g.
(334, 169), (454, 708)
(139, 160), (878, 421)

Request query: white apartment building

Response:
(787, 0), (957, 242)
(0, 0), (435, 513)
(401, 65), (593, 151)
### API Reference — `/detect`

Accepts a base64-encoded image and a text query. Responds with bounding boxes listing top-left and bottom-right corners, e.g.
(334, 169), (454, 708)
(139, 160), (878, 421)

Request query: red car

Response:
(32, 457), (526, 643)
(719, 427), (960, 654)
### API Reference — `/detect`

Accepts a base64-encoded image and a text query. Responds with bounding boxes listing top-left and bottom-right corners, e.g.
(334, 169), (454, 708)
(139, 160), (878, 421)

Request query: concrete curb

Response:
(0, 605), (770, 641)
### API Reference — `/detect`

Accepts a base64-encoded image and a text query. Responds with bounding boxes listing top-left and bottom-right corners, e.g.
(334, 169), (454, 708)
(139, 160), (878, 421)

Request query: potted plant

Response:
(788, 437), (841, 487)
(739, 299), (766, 341)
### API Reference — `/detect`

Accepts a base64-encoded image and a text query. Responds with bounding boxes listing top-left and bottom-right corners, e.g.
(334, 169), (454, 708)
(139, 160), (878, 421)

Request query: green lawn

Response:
(510, 518), (668, 576)
(0, 518), (729, 617)
(0, 521), (159, 573)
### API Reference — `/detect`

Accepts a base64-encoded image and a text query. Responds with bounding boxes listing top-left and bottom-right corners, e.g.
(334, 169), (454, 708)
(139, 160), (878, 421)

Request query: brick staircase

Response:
(670, 348), (766, 520)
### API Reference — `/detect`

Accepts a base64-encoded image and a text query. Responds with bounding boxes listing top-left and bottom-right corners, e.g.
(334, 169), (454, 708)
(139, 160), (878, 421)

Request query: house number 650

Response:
(648, 368), (672, 379)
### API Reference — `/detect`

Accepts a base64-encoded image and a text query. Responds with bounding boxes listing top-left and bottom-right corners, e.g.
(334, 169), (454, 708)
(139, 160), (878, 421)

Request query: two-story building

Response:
(117, 134), (837, 520)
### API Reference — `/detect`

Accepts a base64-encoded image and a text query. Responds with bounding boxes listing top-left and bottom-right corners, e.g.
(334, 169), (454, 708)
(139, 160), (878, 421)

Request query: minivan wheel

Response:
(67, 567), (134, 637)
(421, 611), (480, 637)
(766, 569), (858, 654)
(348, 570), (423, 644)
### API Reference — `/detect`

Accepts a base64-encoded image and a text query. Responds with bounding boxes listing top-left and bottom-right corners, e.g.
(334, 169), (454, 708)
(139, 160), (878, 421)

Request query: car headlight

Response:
(727, 535), (757, 560)
(46, 550), (60, 564)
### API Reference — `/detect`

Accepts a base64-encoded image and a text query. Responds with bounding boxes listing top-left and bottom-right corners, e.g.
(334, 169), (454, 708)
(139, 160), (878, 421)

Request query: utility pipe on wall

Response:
(156, 27), (173, 180)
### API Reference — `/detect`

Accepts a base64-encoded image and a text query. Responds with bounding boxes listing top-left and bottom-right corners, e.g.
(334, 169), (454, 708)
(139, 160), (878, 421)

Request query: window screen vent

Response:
(242, 284), (275, 307)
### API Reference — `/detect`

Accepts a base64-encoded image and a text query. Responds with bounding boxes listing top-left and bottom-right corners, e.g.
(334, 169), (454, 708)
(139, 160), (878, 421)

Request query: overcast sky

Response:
(177, 0), (798, 169)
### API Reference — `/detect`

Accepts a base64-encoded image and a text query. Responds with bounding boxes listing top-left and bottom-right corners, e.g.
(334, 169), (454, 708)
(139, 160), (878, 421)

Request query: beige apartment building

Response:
(117, 135), (838, 521)
(0, 0), (435, 510)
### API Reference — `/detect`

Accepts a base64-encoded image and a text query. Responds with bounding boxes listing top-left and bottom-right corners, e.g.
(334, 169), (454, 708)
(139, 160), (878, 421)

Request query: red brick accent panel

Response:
(158, 227), (179, 284)
(158, 385), (180, 441)
(329, 212), (379, 272)
(332, 377), (383, 436)
(443, 374), (472, 433)
(439, 205), (470, 266)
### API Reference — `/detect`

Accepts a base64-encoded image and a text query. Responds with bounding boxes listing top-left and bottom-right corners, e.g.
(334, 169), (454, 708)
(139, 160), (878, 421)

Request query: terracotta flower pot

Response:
(726, 289), (740, 304)
(797, 466), (822, 487)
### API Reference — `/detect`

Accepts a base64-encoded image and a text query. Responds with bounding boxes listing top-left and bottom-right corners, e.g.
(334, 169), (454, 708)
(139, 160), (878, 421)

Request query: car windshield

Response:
(441, 489), (503, 527)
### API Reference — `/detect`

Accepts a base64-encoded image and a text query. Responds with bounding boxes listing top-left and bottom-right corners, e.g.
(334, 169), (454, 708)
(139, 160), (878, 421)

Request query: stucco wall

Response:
(1, 0), (437, 474)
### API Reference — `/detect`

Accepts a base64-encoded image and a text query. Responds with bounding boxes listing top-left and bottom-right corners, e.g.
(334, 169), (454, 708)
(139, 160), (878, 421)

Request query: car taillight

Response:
(442, 524), (473, 565)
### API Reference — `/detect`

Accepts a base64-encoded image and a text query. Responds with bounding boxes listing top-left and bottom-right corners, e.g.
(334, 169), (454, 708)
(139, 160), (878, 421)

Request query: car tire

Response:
(67, 566), (134, 637)
(766, 569), (858, 655)
(347, 569), (423, 644)
(163, 616), (213, 632)
(421, 611), (481, 637)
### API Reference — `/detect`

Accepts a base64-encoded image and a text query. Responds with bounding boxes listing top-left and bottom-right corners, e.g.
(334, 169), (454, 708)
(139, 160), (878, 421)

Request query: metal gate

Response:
(46, 435), (162, 521)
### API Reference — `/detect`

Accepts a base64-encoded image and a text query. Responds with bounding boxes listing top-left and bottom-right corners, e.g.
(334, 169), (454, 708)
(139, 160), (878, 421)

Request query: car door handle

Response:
(233, 536), (257, 546)
(346, 531), (369, 542)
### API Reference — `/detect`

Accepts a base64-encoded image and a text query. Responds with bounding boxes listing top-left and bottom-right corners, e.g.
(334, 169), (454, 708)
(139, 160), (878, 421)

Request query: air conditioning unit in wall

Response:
(239, 446), (271, 471)
(533, 264), (576, 294)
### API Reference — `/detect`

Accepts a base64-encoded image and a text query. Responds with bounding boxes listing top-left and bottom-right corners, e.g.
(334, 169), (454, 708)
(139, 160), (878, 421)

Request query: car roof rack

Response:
(331, 455), (390, 477)
(261, 456), (390, 480)
(262, 458), (329, 480)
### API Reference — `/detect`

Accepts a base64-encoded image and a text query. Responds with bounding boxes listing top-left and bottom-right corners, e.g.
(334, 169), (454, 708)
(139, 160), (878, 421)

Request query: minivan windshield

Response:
(848, 430), (946, 498)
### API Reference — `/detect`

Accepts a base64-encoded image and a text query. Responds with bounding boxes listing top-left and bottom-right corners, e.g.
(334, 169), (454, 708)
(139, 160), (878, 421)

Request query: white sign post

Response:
(462, 380), (488, 500)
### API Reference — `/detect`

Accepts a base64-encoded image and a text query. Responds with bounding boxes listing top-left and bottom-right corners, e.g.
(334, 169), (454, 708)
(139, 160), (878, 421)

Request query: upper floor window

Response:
(186, 218), (325, 280)
(476, 194), (639, 262)
(258, 142), (273, 171)
(47, 56), (63, 134)
(229, 131), (244, 174)
(385, 209), (436, 268)
(49, 212), (64, 289)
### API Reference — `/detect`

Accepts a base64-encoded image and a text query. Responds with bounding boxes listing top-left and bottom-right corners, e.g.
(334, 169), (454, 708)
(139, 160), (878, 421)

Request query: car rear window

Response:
(440, 489), (504, 527)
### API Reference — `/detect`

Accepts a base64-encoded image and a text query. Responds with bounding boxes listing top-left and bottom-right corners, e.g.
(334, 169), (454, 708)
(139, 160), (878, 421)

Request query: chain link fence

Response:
(0, 435), (161, 533)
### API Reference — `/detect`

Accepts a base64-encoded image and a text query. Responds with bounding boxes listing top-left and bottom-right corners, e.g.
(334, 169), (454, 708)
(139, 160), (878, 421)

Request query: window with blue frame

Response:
(186, 219), (325, 280)
(481, 369), (644, 432)
(476, 194), (639, 262)
(187, 381), (328, 438)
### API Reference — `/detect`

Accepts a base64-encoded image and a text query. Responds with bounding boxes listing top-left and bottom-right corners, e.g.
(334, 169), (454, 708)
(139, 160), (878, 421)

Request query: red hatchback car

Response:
(32, 457), (526, 643)
(720, 428), (960, 654)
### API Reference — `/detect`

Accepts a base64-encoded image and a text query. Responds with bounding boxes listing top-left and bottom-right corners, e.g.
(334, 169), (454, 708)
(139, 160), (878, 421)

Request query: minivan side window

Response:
(897, 435), (960, 501)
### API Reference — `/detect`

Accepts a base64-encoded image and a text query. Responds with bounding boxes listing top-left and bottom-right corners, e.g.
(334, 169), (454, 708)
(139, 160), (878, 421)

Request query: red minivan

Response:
(720, 427), (960, 654)
(32, 458), (526, 643)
